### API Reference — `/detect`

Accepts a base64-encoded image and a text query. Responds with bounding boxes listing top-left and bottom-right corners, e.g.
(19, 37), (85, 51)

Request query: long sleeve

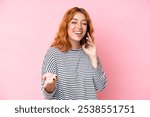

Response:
(41, 48), (57, 99)
(92, 58), (107, 91)
(41, 48), (106, 100)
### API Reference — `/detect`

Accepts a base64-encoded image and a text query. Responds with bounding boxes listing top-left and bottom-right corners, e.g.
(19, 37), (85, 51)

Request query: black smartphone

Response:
(80, 31), (88, 48)
(83, 32), (89, 48)
(80, 31), (89, 48)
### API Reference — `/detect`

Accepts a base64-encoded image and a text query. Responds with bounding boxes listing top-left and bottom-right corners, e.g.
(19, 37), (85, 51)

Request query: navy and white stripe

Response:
(41, 47), (107, 100)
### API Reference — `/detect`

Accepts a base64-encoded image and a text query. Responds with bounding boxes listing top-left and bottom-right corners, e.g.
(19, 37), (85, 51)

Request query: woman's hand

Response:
(42, 72), (58, 93)
(82, 33), (98, 68)
(82, 33), (96, 57)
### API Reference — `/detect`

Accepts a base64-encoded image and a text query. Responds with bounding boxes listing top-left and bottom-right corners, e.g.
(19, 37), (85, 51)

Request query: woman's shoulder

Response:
(47, 47), (61, 55)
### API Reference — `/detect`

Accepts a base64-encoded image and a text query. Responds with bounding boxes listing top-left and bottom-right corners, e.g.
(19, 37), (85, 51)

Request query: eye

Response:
(81, 22), (87, 25)
(82, 23), (87, 25)
(71, 21), (77, 24)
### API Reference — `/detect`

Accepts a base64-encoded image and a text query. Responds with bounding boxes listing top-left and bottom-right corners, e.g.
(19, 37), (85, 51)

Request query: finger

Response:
(53, 77), (56, 81)
(43, 79), (49, 87)
(52, 74), (57, 80)
(82, 44), (86, 49)
(53, 75), (58, 82)
(53, 74), (57, 78)
(82, 44), (89, 51)
(87, 41), (93, 46)
(42, 72), (52, 80)
(47, 79), (51, 84)
(86, 37), (89, 42)
(42, 75), (46, 80)
(43, 83), (46, 88)
(87, 33), (92, 42)
(87, 33), (94, 44)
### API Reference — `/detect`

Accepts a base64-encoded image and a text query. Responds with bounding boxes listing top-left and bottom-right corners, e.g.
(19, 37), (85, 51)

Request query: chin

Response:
(75, 36), (84, 41)
(69, 36), (83, 42)
(74, 38), (82, 42)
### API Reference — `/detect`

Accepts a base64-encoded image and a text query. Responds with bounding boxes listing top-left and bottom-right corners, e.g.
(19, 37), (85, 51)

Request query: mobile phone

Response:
(80, 32), (89, 47)
(84, 32), (89, 48)
(85, 32), (89, 42)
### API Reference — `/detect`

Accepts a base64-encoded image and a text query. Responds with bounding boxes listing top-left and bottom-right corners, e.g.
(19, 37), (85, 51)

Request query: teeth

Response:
(74, 32), (82, 34)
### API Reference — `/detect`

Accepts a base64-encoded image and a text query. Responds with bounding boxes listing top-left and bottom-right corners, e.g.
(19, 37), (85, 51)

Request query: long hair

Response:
(51, 7), (94, 52)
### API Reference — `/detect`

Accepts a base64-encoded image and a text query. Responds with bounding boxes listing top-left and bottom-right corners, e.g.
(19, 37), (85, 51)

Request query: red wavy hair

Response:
(51, 7), (94, 52)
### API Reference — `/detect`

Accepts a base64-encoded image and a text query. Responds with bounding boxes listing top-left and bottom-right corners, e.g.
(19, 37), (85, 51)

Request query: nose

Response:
(77, 23), (82, 29)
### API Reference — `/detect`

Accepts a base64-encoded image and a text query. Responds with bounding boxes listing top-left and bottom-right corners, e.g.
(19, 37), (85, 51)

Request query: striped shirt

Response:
(41, 47), (107, 100)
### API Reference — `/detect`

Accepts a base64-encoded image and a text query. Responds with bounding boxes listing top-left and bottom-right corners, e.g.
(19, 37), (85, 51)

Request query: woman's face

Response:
(67, 12), (87, 44)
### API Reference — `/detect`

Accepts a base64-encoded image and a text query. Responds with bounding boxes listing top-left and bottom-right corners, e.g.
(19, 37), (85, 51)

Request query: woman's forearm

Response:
(89, 55), (98, 68)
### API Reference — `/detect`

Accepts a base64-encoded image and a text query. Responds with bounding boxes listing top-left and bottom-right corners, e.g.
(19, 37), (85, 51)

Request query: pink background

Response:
(0, 0), (150, 100)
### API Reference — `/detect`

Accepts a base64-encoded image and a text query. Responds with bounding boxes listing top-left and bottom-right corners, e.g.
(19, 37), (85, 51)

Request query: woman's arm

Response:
(41, 48), (57, 99)
(90, 56), (107, 91)
(82, 33), (107, 91)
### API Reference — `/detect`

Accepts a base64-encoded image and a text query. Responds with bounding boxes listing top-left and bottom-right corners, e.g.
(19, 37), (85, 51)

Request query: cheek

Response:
(68, 25), (74, 33)
(83, 25), (87, 31)
(67, 27), (74, 37)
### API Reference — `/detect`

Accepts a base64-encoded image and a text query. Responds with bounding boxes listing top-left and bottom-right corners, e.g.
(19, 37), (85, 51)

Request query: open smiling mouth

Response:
(74, 31), (83, 37)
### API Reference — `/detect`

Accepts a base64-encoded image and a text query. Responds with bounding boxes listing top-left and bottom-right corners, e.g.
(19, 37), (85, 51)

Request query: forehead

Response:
(72, 12), (86, 20)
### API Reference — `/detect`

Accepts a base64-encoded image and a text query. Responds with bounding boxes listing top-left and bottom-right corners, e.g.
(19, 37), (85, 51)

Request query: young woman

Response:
(41, 7), (107, 100)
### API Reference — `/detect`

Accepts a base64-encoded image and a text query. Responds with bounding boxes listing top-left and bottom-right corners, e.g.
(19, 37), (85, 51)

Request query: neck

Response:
(71, 44), (82, 50)
(69, 40), (82, 50)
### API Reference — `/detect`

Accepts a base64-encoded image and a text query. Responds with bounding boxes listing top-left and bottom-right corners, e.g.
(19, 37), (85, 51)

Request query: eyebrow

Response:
(71, 18), (87, 21)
